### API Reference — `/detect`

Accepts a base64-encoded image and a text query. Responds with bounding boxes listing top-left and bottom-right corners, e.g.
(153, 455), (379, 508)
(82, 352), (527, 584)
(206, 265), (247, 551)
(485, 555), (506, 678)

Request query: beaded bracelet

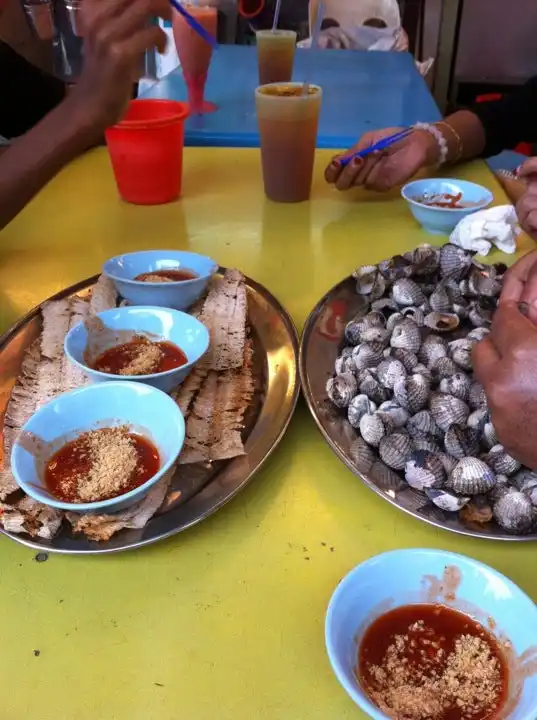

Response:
(412, 122), (448, 167)
(435, 121), (463, 163)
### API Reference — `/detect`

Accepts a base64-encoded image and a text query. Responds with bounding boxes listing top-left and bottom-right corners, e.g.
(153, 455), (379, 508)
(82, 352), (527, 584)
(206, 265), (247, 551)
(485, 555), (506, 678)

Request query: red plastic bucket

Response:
(105, 99), (189, 205)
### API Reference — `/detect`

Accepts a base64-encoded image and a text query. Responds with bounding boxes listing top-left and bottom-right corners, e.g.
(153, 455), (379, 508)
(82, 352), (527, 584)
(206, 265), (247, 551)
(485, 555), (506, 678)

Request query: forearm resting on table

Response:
(0, 98), (98, 231)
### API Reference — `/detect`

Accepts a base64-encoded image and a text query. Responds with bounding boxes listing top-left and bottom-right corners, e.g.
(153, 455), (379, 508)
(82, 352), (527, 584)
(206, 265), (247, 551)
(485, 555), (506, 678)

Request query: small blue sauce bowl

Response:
(64, 305), (210, 393)
(103, 250), (218, 310)
(401, 178), (493, 235)
(326, 549), (537, 720)
(11, 381), (185, 513)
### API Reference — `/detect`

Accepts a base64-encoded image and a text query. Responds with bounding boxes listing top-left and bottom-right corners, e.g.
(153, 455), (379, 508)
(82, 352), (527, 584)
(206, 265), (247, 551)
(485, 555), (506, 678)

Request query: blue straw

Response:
(339, 128), (412, 168)
(169, 0), (219, 50)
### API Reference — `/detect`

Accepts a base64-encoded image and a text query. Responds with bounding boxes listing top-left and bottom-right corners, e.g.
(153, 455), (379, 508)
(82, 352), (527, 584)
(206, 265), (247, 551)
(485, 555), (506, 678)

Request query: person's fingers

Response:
(518, 156), (537, 180)
(353, 151), (384, 187)
(91, 0), (168, 51)
(334, 156), (366, 191)
(500, 249), (537, 303)
(489, 301), (536, 358)
(324, 157), (342, 184)
(472, 337), (500, 388)
(519, 207), (537, 242)
(364, 144), (423, 191)
(83, 0), (169, 38)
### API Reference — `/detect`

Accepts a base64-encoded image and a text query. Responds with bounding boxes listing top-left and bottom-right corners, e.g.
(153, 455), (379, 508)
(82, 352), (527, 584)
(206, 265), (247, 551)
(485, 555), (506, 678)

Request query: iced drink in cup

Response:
(256, 30), (297, 85)
(173, 3), (217, 113)
(256, 82), (322, 203)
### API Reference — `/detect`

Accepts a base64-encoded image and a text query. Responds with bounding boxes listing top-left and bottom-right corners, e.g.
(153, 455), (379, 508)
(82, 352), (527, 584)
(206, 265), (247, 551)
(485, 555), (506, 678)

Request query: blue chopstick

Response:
(168, 0), (219, 50)
(339, 128), (412, 168)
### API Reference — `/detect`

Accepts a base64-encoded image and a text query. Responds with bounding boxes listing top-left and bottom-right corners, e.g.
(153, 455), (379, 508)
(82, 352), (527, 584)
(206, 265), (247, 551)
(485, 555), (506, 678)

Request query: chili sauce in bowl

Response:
(11, 381), (185, 513)
(325, 549), (537, 720)
(64, 306), (209, 393)
(103, 250), (217, 310)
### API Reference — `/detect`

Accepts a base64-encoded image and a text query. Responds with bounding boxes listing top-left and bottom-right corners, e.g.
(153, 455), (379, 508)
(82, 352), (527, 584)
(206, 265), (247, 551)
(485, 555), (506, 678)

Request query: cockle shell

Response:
(406, 410), (438, 439)
(447, 458), (496, 495)
(390, 319), (422, 353)
(419, 335), (448, 366)
(412, 435), (441, 454)
(394, 373), (430, 414)
(431, 356), (459, 380)
(468, 267), (502, 298)
(429, 393), (470, 432)
(440, 243), (473, 281)
(484, 444), (521, 477)
(371, 297), (399, 314)
(379, 432), (413, 470)
(412, 363), (432, 381)
(429, 283), (452, 313)
(426, 488), (470, 512)
(437, 452), (458, 475)
(349, 437), (376, 474)
(364, 311), (386, 328)
(468, 299), (494, 328)
(405, 450), (445, 490)
(493, 490), (534, 534)
(353, 265), (382, 296)
(467, 327), (490, 343)
(482, 422), (498, 449)
(449, 339), (474, 371)
(326, 373), (358, 408)
(334, 352), (356, 375)
(378, 255), (413, 281)
(386, 313), (404, 333)
(344, 319), (367, 346)
(407, 244), (440, 276)
(377, 359), (407, 390)
(444, 424), (480, 460)
(392, 278), (426, 307)
(513, 469), (537, 494)
(347, 394), (377, 428)
(424, 312), (460, 333)
(359, 376), (390, 405)
(377, 401), (410, 429)
(402, 307), (425, 327)
(468, 382), (488, 410)
(352, 343), (385, 370)
(467, 407), (489, 431)
(360, 327), (391, 347)
(391, 348), (419, 372)
(359, 412), (393, 447)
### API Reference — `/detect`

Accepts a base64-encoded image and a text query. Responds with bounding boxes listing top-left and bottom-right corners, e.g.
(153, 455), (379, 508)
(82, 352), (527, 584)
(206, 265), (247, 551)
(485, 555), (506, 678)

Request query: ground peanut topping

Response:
(45, 426), (160, 503)
(118, 341), (163, 376)
(359, 605), (506, 720)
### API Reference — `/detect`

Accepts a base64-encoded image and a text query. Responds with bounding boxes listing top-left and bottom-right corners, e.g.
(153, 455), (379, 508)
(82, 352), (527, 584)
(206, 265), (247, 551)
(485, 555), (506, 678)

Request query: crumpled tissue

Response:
(449, 205), (519, 256)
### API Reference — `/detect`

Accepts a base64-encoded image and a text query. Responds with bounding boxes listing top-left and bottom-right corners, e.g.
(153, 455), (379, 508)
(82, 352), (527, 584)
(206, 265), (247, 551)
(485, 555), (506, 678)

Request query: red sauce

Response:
(134, 268), (197, 282)
(416, 192), (475, 209)
(93, 337), (188, 376)
(358, 604), (508, 720)
(45, 429), (160, 503)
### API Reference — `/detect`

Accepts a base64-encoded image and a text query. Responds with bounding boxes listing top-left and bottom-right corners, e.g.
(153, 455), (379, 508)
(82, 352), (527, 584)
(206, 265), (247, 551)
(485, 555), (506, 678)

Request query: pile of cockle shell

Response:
(327, 243), (537, 535)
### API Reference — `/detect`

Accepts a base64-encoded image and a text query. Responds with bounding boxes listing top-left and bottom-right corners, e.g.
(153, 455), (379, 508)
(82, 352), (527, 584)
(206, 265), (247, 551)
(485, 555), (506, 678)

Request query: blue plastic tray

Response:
(143, 45), (441, 149)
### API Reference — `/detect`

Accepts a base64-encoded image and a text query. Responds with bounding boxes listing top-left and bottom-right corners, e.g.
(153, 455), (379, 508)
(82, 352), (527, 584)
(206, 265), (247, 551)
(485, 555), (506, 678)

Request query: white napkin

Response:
(449, 205), (519, 256)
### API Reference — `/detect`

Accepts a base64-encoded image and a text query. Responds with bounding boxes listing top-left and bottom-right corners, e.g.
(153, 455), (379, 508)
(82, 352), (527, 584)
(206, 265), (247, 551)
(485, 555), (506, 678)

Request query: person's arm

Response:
(0, 97), (96, 229)
(0, 41), (66, 140)
(0, 0), (170, 232)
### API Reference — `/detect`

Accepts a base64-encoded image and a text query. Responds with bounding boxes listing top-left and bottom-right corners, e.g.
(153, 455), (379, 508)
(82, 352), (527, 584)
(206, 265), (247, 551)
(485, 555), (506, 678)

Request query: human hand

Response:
(324, 127), (439, 192)
(473, 301), (537, 469)
(72, 0), (170, 137)
(317, 27), (353, 49)
(516, 157), (537, 241)
(499, 249), (537, 324)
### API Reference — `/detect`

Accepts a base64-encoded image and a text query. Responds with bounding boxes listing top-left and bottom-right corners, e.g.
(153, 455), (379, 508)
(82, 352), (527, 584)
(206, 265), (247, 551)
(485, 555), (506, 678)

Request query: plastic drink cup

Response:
(255, 82), (322, 203)
(256, 30), (297, 85)
(173, 4), (217, 114)
(105, 99), (189, 206)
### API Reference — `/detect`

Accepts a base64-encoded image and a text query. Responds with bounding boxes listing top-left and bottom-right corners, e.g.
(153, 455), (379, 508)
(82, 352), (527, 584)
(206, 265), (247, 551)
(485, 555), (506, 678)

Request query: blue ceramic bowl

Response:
(103, 250), (218, 310)
(326, 549), (537, 720)
(11, 381), (185, 513)
(64, 305), (210, 393)
(401, 178), (493, 235)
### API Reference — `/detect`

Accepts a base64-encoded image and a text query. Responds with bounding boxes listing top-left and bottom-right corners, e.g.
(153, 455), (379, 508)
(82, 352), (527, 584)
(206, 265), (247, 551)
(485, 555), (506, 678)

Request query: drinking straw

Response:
(169, 0), (218, 49)
(302, 1), (324, 95)
(271, 0), (282, 31)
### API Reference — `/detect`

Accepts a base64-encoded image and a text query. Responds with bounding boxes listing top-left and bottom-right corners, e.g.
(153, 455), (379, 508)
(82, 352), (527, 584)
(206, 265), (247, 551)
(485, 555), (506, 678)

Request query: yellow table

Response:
(0, 149), (534, 720)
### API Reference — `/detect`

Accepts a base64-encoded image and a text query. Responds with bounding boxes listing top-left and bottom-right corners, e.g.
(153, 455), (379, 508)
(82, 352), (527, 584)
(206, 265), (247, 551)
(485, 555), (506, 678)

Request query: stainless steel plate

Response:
(0, 271), (299, 554)
(299, 274), (537, 541)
